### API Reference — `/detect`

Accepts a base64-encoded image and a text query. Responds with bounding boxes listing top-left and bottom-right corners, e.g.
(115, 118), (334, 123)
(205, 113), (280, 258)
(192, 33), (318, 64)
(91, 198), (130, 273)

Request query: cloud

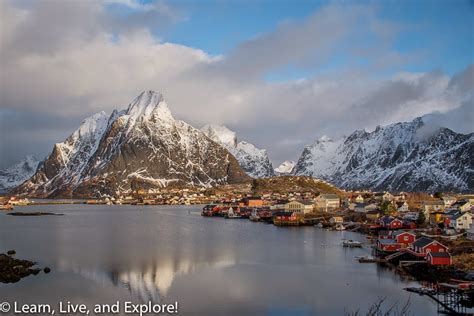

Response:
(0, 1), (472, 168)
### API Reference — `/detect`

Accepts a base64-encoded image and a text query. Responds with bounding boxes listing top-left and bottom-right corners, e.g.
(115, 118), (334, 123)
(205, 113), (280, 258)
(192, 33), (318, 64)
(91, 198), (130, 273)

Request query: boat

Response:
(357, 256), (380, 263)
(342, 239), (363, 248)
(258, 210), (273, 222)
(335, 223), (346, 231)
(249, 210), (260, 222)
(225, 207), (241, 219)
(315, 223), (324, 228)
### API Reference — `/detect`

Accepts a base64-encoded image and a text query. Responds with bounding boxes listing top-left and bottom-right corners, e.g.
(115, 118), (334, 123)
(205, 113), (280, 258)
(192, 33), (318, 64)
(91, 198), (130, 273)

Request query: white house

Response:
(353, 202), (378, 213)
(422, 200), (445, 213)
(284, 200), (314, 214)
(355, 195), (364, 203)
(447, 200), (471, 213)
(447, 212), (472, 231)
(315, 194), (340, 212)
(329, 216), (344, 225)
(442, 196), (457, 207)
(468, 224), (474, 241)
(395, 201), (409, 213)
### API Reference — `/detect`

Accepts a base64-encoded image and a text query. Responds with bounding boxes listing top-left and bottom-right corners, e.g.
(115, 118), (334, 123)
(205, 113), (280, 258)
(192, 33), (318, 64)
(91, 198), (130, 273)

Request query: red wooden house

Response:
(273, 211), (301, 226)
(378, 230), (393, 239)
(378, 216), (403, 229)
(376, 239), (400, 252)
(411, 237), (449, 255)
(427, 252), (452, 265)
(392, 231), (416, 248)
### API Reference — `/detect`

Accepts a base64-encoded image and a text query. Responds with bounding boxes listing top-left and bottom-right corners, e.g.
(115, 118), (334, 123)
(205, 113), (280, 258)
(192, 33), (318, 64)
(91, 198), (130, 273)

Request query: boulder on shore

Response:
(0, 253), (42, 283)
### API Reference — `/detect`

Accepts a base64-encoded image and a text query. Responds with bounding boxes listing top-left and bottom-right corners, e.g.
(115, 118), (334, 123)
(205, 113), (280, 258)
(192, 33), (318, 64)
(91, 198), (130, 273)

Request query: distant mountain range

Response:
(293, 118), (473, 192)
(2, 91), (472, 196)
(0, 155), (39, 193)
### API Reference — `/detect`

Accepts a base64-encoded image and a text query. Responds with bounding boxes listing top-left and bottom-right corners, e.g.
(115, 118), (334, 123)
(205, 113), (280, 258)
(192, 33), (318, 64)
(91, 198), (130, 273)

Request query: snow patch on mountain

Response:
(201, 125), (274, 178)
(275, 160), (296, 175)
(0, 155), (40, 192)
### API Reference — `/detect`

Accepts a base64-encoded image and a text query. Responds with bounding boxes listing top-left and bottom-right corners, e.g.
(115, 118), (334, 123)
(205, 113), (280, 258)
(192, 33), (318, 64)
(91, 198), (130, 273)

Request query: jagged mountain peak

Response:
(319, 135), (332, 142)
(200, 125), (274, 178)
(72, 111), (109, 140)
(125, 90), (173, 122)
(201, 124), (237, 147)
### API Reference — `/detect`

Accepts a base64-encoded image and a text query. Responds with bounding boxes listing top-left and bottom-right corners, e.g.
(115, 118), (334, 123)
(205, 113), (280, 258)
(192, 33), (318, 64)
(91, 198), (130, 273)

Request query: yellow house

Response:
(429, 211), (445, 225)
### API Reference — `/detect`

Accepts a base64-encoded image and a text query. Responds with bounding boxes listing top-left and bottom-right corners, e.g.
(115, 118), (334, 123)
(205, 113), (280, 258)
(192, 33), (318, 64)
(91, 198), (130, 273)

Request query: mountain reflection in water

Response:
(0, 204), (438, 315)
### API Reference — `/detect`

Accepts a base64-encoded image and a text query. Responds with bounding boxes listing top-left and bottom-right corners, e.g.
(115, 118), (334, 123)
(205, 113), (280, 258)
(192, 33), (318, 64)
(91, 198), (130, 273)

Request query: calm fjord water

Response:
(0, 205), (436, 315)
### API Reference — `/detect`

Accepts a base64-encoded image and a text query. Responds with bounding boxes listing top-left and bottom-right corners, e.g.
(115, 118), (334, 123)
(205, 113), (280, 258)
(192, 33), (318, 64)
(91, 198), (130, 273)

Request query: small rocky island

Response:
(0, 251), (50, 283)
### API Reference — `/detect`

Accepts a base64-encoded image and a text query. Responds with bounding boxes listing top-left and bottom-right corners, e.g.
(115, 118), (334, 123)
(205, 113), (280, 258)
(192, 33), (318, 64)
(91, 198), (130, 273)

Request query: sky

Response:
(0, 0), (473, 168)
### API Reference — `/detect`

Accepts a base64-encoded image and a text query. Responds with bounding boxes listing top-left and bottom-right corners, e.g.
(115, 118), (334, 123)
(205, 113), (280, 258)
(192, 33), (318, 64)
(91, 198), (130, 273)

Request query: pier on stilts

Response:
(405, 281), (474, 315)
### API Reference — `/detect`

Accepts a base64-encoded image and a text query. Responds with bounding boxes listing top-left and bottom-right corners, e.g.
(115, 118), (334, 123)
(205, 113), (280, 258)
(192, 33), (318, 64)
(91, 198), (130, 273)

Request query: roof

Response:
(451, 200), (469, 207)
(378, 239), (396, 245)
(452, 212), (471, 220)
(446, 209), (461, 216)
(392, 230), (415, 237)
(297, 200), (314, 205)
(319, 194), (339, 200)
(412, 237), (435, 248)
(428, 252), (451, 258)
(423, 200), (445, 206)
(242, 196), (262, 201)
(273, 211), (294, 216)
(367, 209), (380, 215)
(379, 216), (401, 224)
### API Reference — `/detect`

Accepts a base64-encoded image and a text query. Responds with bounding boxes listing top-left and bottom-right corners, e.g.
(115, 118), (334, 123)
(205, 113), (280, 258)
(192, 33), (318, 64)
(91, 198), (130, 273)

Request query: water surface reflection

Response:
(0, 205), (437, 315)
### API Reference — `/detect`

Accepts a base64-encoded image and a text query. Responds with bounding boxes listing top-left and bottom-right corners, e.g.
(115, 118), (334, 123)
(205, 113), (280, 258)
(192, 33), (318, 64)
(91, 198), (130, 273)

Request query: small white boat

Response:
(225, 207), (241, 219)
(249, 210), (260, 222)
(315, 223), (324, 228)
(335, 223), (346, 231)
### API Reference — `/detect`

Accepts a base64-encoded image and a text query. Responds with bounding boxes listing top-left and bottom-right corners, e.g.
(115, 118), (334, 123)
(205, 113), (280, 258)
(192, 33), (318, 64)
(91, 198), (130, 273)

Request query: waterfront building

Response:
(284, 200), (314, 214)
(315, 194), (340, 212)
(427, 252), (452, 266)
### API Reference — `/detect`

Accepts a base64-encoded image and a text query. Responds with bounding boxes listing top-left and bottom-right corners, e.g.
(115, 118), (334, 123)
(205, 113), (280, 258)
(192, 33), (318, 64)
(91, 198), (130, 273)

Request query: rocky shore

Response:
(0, 251), (50, 283)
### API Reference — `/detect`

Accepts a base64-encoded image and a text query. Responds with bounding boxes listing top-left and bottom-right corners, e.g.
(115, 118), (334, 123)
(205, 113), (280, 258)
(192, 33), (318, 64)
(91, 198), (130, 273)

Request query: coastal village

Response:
(2, 176), (474, 313)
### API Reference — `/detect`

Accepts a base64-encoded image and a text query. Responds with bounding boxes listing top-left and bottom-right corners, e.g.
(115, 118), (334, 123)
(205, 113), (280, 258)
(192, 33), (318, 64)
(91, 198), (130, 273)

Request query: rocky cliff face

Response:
(293, 118), (474, 192)
(201, 125), (275, 178)
(0, 155), (40, 193)
(17, 91), (249, 197)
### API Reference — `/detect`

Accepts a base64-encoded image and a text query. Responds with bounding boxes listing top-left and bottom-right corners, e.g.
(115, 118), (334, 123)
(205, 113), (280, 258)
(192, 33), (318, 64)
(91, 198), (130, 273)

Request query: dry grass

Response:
(452, 253), (474, 271)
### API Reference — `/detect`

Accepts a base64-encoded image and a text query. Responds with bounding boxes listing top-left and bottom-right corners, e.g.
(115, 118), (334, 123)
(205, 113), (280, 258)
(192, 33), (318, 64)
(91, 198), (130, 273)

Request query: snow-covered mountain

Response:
(201, 125), (275, 178)
(293, 118), (473, 192)
(275, 160), (296, 175)
(0, 155), (40, 193)
(16, 91), (249, 198)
